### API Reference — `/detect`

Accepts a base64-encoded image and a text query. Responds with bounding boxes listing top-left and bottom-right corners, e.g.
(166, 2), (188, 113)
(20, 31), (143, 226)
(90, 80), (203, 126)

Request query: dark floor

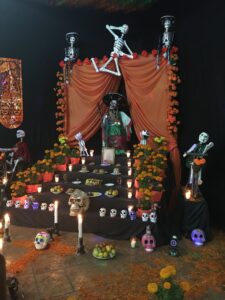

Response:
(2, 225), (225, 300)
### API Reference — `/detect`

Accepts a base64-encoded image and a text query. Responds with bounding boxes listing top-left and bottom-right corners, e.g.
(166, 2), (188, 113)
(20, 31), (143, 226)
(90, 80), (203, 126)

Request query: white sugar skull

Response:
(120, 210), (127, 219)
(34, 231), (50, 250)
(6, 200), (13, 207)
(110, 209), (117, 218)
(142, 212), (149, 222)
(15, 200), (21, 208)
(99, 208), (107, 217)
(199, 132), (209, 144)
(48, 203), (55, 212)
(150, 210), (157, 223)
(41, 203), (48, 210)
(23, 199), (30, 209)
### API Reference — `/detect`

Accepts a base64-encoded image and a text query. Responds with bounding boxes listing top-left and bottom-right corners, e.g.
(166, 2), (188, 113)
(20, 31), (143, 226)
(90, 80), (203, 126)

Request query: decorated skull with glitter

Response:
(34, 231), (50, 250)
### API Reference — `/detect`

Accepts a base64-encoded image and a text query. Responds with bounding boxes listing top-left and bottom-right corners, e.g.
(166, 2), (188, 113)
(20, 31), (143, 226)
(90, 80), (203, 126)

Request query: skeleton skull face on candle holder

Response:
(41, 203), (48, 210)
(120, 209), (127, 219)
(198, 132), (209, 144)
(24, 199), (30, 209)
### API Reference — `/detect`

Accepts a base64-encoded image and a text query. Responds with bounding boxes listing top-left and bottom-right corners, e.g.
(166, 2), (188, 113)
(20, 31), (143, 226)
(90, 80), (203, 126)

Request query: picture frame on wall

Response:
(101, 147), (115, 165)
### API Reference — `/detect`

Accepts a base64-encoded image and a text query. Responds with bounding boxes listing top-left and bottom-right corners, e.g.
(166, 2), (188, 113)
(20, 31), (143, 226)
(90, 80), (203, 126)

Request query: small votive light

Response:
(81, 157), (86, 165)
(128, 189), (133, 199)
(126, 150), (131, 158)
(90, 150), (94, 157)
(0, 237), (3, 251)
(128, 205), (133, 214)
(2, 177), (7, 185)
(128, 168), (132, 176)
(130, 237), (137, 248)
(127, 179), (132, 189)
(127, 159), (132, 167)
(185, 189), (191, 200)
(54, 175), (59, 183)
(37, 185), (42, 193)
(68, 164), (73, 172)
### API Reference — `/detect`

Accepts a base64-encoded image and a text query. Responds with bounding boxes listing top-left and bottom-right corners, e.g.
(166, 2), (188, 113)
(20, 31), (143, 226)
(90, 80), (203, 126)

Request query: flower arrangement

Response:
(55, 71), (66, 134)
(147, 265), (190, 300)
(69, 146), (80, 158)
(41, 159), (56, 173)
(19, 167), (40, 185)
(10, 181), (26, 197)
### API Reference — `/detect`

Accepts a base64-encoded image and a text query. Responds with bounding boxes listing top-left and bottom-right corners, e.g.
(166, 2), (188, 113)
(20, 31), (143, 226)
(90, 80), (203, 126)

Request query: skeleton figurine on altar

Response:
(140, 130), (150, 145)
(64, 32), (79, 83)
(183, 132), (214, 192)
(75, 132), (89, 156)
(157, 15), (175, 68)
(91, 24), (133, 76)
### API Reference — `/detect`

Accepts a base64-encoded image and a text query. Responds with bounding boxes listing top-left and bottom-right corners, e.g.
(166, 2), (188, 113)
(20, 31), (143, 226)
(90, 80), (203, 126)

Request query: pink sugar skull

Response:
(141, 226), (156, 252)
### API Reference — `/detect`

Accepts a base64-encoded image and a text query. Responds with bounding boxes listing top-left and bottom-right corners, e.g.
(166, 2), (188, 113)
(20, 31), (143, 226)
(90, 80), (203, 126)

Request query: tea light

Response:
(128, 168), (132, 176)
(128, 189), (133, 199)
(127, 159), (132, 167)
(2, 176), (7, 185)
(130, 237), (137, 248)
(90, 150), (94, 157)
(185, 189), (192, 200)
(127, 179), (132, 189)
(126, 150), (131, 158)
(54, 174), (59, 183)
(37, 184), (42, 193)
(81, 157), (86, 165)
(128, 205), (133, 214)
(68, 164), (73, 172)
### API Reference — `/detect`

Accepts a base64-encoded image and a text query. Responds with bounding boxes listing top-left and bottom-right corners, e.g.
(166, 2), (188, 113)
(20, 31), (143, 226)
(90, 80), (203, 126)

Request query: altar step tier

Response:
(6, 155), (178, 245)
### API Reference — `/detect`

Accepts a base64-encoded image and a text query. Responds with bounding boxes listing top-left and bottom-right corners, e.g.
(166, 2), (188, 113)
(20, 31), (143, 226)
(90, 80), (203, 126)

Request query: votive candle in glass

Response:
(90, 150), (94, 157)
(128, 168), (132, 176)
(128, 189), (133, 199)
(54, 174), (59, 183)
(126, 150), (131, 158)
(81, 157), (86, 165)
(37, 184), (42, 193)
(127, 159), (132, 167)
(127, 179), (132, 189)
(68, 164), (73, 172)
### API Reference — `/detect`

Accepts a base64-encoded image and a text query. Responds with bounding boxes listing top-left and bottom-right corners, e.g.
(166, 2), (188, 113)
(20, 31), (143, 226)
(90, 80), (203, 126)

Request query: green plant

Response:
(69, 146), (80, 158)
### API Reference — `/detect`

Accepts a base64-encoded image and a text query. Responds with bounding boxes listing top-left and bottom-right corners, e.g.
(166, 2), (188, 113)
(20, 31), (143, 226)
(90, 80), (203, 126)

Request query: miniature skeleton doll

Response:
(183, 132), (214, 186)
(140, 130), (150, 145)
(68, 189), (90, 217)
(64, 32), (79, 63)
(91, 24), (133, 76)
(157, 15), (175, 68)
(75, 132), (89, 156)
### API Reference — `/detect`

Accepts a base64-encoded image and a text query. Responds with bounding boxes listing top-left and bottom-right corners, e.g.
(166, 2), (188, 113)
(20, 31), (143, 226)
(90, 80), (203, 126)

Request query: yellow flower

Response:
(160, 268), (171, 279)
(180, 281), (191, 292)
(165, 265), (176, 276)
(163, 282), (171, 289)
(147, 282), (158, 294)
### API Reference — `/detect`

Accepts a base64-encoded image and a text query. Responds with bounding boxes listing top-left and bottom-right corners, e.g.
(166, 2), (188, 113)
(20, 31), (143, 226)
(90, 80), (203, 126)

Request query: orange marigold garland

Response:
(55, 71), (66, 135)
(167, 46), (181, 135)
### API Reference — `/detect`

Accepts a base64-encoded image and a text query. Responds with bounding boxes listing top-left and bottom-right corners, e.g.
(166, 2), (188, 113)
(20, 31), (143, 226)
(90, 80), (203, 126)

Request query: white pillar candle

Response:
(68, 164), (73, 172)
(37, 185), (42, 193)
(127, 179), (132, 189)
(81, 157), (86, 165)
(128, 168), (132, 176)
(2, 177), (7, 185)
(0, 237), (3, 252)
(78, 214), (83, 238)
(54, 175), (59, 183)
(4, 214), (10, 230)
(130, 237), (137, 248)
(128, 189), (133, 199)
(90, 150), (94, 157)
(126, 150), (131, 158)
(127, 159), (132, 167)
(54, 201), (58, 223)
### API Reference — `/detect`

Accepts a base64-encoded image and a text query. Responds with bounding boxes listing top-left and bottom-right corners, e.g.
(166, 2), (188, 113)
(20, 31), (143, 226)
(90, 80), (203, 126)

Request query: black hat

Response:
(103, 93), (126, 107)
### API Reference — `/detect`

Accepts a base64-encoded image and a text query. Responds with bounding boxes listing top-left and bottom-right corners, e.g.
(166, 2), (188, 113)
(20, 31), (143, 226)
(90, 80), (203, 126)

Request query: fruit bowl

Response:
(50, 185), (63, 194)
(92, 242), (116, 260)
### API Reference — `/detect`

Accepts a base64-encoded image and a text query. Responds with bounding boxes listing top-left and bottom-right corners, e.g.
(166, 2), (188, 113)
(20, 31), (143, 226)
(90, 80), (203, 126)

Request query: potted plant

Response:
(10, 181), (27, 204)
(69, 146), (80, 165)
(136, 197), (152, 217)
(42, 159), (55, 182)
(52, 142), (67, 171)
(22, 167), (40, 193)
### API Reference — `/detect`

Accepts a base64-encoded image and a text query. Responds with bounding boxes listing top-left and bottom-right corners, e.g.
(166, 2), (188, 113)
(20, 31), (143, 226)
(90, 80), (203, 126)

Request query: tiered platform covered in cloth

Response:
(5, 155), (184, 245)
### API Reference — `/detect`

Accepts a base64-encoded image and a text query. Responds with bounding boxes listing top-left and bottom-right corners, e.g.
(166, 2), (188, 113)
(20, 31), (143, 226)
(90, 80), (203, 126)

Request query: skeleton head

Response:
(110, 209), (117, 218)
(121, 24), (129, 34)
(23, 199), (30, 209)
(142, 212), (149, 222)
(120, 210), (127, 219)
(191, 229), (206, 246)
(99, 208), (107, 217)
(129, 210), (137, 221)
(32, 202), (39, 210)
(6, 200), (13, 207)
(198, 132), (209, 144)
(16, 129), (25, 139)
(75, 132), (82, 141)
(68, 189), (90, 216)
(15, 200), (21, 208)
(48, 203), (55, 212)
(150, 210), (157, 223)
(109, 99), (118, 110)
(41, 203), (48, 210)
(141, 226), (156, 252)
(140, 130), (150, 139)
(34, 231), (50, 250)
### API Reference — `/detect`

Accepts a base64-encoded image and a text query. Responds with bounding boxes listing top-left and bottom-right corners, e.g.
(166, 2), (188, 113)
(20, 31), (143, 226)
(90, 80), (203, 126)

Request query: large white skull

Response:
(68, 189), (90, 216)
(110, 209), (117, 218)
(15, 200), (21, 208)
(41, 203), (48, 210)
(34, 231), (50, 250)
(48, 203), (55, 212)
(142, 212), (149, 222)
(16, 129), (25, 139)
(199, 132), (209, 144)
(6, 200), (13, 207)
(150, 210), (157, 223)
(120, 210), (127, 219)
(99, 208), (107, 217)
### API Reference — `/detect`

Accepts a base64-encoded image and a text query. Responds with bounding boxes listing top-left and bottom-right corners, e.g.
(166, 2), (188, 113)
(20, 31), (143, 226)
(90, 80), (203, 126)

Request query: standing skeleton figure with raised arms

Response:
(91, 24), (133, 76)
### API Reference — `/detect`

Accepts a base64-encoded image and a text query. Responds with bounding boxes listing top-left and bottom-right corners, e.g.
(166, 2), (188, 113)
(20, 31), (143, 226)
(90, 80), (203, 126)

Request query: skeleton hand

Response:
(183, 152), (187, 157)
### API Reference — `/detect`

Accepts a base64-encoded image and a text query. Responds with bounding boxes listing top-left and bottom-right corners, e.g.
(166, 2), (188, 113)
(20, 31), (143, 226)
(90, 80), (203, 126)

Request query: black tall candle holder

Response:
(76, 237), (85, 255)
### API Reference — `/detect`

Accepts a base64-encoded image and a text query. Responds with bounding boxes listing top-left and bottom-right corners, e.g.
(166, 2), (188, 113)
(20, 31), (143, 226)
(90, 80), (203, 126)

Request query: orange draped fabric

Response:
(64, 62), (120, 144)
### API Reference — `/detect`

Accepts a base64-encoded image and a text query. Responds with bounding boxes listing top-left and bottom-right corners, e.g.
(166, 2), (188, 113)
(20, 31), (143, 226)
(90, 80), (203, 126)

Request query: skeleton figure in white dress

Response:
(91, 24), (133, 76)
(75, 132), (89, 156)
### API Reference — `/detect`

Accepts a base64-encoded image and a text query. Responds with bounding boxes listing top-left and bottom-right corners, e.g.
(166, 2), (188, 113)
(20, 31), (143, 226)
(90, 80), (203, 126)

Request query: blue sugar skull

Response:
(191, 229), (206, 246)
(129, 210), (137, 221)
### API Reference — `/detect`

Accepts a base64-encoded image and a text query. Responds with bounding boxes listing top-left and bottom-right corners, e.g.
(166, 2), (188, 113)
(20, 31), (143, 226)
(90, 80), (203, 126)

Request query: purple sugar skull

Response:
(129, 210), (136, 221)
(24, 199), (30, 209)
(191, 229), (206, 246)
(32, 202), (39, 210)
(141, 226), (156, 252)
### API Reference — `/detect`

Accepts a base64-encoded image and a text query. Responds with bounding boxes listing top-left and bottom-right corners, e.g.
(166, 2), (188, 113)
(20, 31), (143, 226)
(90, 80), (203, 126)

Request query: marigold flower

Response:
(163, 281), (171, 289)
(160, 268), (171, 279)
(147, 282), (158, 294)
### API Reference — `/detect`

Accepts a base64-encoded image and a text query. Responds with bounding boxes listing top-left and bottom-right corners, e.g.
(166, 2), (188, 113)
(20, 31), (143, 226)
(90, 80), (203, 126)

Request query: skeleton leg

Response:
(198, 169), (203, 185)
(100, 57), (121, 76)
(91, 58), (100, 72)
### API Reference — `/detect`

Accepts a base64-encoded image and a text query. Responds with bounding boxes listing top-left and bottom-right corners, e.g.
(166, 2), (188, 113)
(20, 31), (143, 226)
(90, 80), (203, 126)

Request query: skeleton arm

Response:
(119, 40), (133, 58)
(106, 25), (119, 39)
(202, 142), (214, 155)
(183, 144), (197, 157)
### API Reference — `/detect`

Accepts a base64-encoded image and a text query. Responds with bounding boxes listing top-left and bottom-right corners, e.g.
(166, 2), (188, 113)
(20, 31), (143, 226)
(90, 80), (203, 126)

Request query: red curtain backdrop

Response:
(64, 54), (181, 189)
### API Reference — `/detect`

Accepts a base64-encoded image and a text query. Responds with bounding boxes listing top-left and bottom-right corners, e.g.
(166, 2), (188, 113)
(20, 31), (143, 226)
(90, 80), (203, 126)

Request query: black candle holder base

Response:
(4, 228), (11, 242)
(53, 223), (61, 236)
(76, 237), (85, 255)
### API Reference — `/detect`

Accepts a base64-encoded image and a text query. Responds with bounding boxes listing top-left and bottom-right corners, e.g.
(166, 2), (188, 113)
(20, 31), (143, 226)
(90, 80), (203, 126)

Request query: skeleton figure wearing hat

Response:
(102, 93), (131, 155)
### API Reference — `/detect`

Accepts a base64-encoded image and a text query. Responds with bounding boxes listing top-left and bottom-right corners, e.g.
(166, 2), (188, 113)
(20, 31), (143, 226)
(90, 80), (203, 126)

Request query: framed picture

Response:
(101, 147), (115, 165)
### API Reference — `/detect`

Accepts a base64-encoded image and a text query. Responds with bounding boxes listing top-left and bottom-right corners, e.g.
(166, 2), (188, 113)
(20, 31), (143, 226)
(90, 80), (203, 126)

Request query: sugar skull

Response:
(191, 229), (206, 246)
(120, 210), (127, 219)
(32, 202), (39, 210)
(99, 208), (107, 217)
(23, 199), (30, 209)
(15, 200), (21, 208)
(110, 209), (117, 218)
(129, 210), (137, 221)
(34, 231), (50, 250)
(6, 200), (13, 208)
(48, 203), (55, 212)
(141, 226), (156, 252)
(41, 203), (48, 210)
(142, 212), (149, 222)
(149, 210), (157, 223)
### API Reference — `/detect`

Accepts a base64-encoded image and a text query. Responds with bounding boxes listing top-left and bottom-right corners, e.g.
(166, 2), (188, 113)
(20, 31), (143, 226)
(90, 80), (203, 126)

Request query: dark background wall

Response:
(0, 0), (224, 228)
